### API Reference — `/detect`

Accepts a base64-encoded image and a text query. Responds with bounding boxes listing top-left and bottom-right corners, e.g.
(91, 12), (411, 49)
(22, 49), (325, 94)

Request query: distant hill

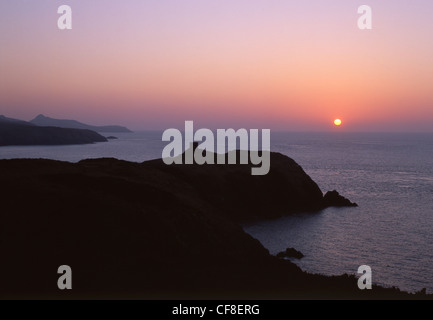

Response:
(0, 120), (108, 146)
(30, 114), (132, 133)
(0, 115), (35, 126)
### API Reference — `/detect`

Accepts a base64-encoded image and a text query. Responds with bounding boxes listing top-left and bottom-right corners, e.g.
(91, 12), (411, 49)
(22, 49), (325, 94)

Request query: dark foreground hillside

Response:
(0, 154), (429, 299)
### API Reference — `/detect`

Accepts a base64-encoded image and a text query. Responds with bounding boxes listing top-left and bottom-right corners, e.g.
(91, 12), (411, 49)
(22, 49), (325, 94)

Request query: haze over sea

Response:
(1, 131), (432, 293)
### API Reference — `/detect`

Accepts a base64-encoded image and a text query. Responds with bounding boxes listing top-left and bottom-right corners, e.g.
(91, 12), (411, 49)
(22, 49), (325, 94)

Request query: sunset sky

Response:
(1, 1), (433, 131)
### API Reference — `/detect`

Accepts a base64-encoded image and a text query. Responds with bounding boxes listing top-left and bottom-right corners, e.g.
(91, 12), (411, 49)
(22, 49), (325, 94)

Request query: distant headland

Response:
(0, 114), (132, 146)
(30, 114), (133, 133)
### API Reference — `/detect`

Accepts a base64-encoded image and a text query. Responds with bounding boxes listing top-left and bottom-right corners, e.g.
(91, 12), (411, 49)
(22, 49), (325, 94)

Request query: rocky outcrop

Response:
(276, 248), (304, 259)
(323, 190), (358, 207)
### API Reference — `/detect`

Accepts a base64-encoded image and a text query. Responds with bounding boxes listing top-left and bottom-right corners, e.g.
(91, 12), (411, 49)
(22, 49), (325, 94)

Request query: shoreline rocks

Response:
(323, 190), (358, 207)
(276, 248), (305, 259)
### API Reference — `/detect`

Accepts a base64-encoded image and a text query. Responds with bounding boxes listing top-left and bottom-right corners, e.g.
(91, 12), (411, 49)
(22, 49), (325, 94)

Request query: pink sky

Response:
(1, 1), (433, 131)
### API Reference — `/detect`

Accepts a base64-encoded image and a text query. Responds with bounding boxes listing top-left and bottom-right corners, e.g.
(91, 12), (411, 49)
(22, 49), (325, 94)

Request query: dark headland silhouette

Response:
(0, 150), (429, 299)
(30, 114), (132, 133)
(0, 115), (107, 146)
(0, 115), (131, 146)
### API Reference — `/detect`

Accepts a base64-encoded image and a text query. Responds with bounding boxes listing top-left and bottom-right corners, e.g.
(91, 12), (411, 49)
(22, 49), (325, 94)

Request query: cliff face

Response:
(0, 156), (410, 299)
(143, 150), (357, 221)
(144, 152), (326, 221)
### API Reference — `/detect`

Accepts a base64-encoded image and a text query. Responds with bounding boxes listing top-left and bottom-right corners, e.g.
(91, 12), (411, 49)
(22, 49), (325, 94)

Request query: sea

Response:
(1, 131), (433, 294)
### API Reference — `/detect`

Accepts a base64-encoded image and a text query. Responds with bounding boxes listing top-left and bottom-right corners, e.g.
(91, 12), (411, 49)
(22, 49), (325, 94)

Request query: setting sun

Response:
(334, 119), (342, 126)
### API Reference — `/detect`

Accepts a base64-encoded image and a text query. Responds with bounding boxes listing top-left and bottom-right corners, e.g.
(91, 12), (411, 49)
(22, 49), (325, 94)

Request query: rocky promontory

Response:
(145, 150), (357, 222)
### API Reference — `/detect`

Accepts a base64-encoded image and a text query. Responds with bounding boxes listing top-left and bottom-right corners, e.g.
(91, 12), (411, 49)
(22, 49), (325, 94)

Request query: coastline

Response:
(0, 154), (430, 299)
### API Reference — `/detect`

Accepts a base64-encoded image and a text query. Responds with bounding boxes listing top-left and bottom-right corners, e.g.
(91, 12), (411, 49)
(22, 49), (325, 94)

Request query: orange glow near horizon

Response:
(1, 1), (433, 131)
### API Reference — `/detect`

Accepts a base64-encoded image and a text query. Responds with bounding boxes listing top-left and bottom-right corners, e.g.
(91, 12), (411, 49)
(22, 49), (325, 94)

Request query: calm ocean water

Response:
(246, 132), (433, 294)
(1, 131), (433, 293)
